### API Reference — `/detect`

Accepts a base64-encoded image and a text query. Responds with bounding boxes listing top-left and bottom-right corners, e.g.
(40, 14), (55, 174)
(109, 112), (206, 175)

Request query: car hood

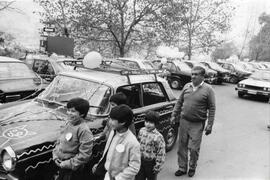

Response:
(0, 101), (67, 153)
(240, 78), (270, 88)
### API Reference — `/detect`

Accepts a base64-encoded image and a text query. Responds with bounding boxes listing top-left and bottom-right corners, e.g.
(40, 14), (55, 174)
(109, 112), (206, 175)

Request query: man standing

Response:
(171, 66), (216, 177)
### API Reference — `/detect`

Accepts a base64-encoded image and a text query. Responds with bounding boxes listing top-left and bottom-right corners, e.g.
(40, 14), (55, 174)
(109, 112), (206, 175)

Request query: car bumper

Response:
(0, 173), (18, 180)
(235, 87), (270, 96)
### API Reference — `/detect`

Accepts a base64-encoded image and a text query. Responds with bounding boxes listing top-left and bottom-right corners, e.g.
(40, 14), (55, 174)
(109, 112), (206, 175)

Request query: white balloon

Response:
(83, 51), (102, 68)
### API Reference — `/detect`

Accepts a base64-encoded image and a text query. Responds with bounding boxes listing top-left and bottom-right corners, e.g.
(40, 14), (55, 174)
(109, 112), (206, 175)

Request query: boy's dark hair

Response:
(145, 111), (160, 125)
(109, 104), (133, 128)
(192, 66), (206, 76)
(110, 92), (127, 105)
(67, 98), (90, 118)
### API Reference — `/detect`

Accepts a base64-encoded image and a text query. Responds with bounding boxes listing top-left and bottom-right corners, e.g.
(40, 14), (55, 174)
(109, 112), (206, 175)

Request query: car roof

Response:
(0, 56), (23, 63)
(59, 68), (166, 88)
(117, 57), (145, 62)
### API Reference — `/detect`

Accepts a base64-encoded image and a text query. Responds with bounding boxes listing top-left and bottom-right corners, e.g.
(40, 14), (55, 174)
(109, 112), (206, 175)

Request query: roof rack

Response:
(73, 60), (162, 84)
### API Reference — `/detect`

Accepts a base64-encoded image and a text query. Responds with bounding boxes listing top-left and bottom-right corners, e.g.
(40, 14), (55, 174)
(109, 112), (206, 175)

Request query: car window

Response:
(0, 62), (36, 79)
(142, 61), (154, 69)
(174, 61), (192, 72)
(171, 63), (177, 72)
(116, 84), (141, 109)
(33, 60), (54, 75)
(142, 82), (168, 106)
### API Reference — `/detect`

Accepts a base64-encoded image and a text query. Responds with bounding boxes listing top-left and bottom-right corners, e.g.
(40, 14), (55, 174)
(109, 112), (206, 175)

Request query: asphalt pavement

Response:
(159, 83), (270, 180)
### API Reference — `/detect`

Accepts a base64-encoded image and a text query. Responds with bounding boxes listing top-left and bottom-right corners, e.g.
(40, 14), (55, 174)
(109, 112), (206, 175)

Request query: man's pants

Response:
(177, 119), (204, 172)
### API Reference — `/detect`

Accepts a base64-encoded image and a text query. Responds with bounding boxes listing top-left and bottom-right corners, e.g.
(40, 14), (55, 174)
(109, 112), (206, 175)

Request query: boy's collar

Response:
(69, 117), (83, 126)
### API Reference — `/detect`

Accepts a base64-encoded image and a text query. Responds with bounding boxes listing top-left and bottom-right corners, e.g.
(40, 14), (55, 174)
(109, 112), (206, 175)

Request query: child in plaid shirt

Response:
(136, 111), (166, 180)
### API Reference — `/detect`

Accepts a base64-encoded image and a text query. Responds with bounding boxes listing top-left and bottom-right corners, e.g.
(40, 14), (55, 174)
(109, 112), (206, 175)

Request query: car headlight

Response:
(263, 87), (270, 91)
(238, 84), (245, 88)
(1, 146), (16, 171)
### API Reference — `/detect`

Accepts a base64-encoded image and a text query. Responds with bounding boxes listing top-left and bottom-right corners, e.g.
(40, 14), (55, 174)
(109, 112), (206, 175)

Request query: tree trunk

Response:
(119, 45), (125, 57)
(188, 36), (192, 60)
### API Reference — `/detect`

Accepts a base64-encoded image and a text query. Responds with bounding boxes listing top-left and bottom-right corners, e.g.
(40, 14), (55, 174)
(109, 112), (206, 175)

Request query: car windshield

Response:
(0, 62), (37, 79)
(250, 71), (270, 81)
(208, 62), (223, 70)
(174, 61), (192, 71)
(115, 59), (140, 69)
(142, 61), (154, 69)
(234, 64), (247, 72)
(38, 75), (111, 115)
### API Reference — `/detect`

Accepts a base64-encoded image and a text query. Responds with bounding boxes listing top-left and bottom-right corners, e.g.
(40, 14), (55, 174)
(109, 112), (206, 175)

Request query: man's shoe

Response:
(188, 169), (195, 177)
(175, 170), (187, 176)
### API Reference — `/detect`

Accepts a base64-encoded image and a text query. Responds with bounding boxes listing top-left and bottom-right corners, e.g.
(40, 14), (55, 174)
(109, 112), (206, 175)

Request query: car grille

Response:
(245, 85), (264, 91)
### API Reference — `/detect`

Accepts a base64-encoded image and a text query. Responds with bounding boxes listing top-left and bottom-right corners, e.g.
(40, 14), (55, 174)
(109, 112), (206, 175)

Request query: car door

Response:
(116, 82), (178, 151)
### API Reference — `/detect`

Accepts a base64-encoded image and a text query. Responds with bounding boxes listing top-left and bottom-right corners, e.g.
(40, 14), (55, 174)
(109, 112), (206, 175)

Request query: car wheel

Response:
(238, 91), (244, 98)
(170, 78), (182, 89)
(165, 125), (178, 152)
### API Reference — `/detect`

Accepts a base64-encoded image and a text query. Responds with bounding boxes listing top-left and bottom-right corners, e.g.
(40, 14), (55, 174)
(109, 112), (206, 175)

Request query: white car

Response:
(235, 70), (270, 100)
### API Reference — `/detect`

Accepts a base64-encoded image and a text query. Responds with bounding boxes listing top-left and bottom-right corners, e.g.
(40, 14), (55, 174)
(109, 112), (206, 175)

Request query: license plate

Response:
(248, 90), (257, 95)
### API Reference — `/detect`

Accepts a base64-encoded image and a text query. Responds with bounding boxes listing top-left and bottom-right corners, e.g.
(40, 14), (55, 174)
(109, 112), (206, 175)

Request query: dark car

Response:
(0, 56), (47, 103)
(218, 62), (252, 83)
(0, 65), (178, 180)
(235, 70), (270, 100)
(200, 61), (230, 84)
(183, 60), (218, 84)
(162, 60), (192, 89)
(24, 55), (80, 82)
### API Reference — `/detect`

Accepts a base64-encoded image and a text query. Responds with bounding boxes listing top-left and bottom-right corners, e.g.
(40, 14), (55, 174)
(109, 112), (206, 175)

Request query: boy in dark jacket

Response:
(53, 98), (93, 180)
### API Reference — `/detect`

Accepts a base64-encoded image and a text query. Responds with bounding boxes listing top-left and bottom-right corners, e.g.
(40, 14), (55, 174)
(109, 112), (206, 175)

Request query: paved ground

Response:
(159, 83), (270, 180)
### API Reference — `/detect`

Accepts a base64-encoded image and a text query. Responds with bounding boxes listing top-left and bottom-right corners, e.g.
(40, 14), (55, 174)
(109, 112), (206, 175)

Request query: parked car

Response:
(112, 57), (155, 70)
(235, 70), (270, 100)
(218, 62), (251, 83)
(161, 60), (192, 89)
(200, 61), (230, 84)
(183, 60), (218, 84)
(0, 56), (47, 103)
(25, 55), (80, 82)
(0, 65), (178, 179)
(236, 61), (256, 73)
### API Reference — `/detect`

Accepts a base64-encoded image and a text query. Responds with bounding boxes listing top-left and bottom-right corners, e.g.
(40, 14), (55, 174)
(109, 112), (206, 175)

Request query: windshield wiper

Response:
(36, 97), (65, 107)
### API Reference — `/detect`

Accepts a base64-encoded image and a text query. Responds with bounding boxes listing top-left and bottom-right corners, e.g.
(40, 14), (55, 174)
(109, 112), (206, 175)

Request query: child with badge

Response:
(136, 111), (166, 180)
(94, 104), (141, 180)
(52, 98), (93, 180)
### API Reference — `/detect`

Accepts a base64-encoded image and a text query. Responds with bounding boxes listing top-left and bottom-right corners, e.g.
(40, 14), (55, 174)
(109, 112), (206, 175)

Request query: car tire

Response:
(170, 78), (182, 89)
(165, 125), (178, 152)
(238, 91), (244, 98)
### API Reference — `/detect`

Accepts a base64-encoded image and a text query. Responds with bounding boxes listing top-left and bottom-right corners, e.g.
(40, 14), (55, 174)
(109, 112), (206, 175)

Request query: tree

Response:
(248, 13), (270, 62)
(177, 0), (234, 59)
(0, 1), (15, 11)
(35, 0), (171, 57)
(211, 42), (239, 60)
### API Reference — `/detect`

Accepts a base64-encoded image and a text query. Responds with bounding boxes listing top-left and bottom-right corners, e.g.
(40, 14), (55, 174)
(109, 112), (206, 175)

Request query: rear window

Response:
(0, 62), (36, 79)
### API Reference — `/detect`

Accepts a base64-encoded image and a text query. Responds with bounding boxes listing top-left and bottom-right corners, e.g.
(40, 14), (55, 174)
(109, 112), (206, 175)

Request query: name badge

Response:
(116, 144), (125, 153)
(65, 132), (72, 141)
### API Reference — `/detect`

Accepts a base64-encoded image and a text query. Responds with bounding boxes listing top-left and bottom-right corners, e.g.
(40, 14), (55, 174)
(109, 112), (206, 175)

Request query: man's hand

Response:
(205, 125), (212, 135)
